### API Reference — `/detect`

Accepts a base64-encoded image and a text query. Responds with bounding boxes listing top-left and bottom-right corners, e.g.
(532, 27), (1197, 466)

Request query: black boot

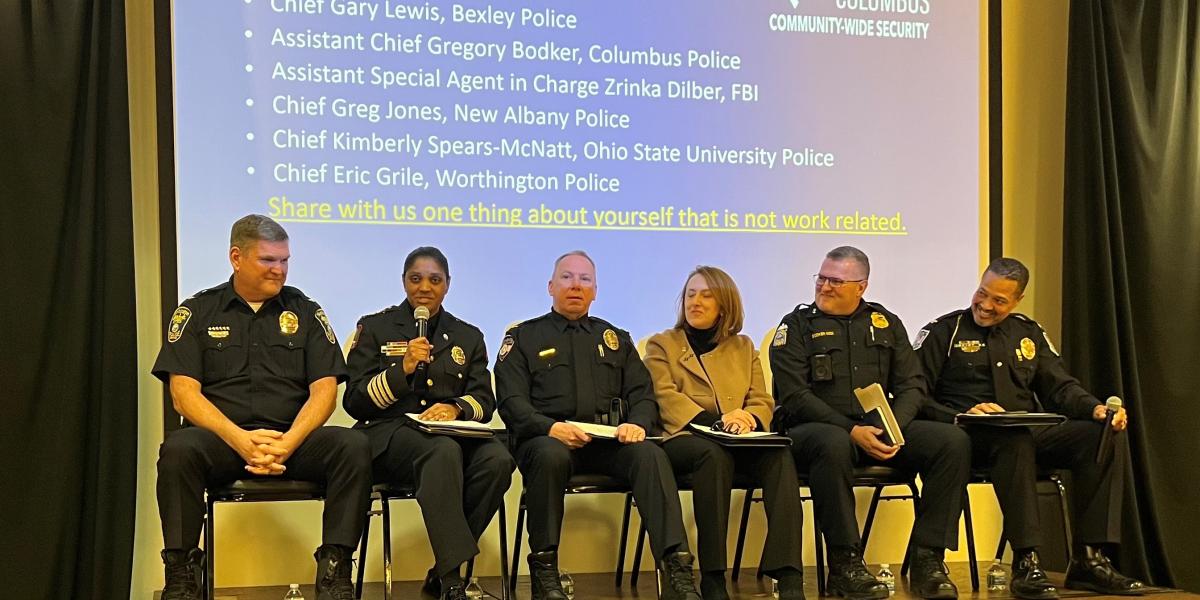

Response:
(528, 550), (567, 600)
(1011, 549), (1058, 600)
(771, 567), (806, 600)
(313, 544), (357, 600)
(909, 546), (957, 599)
(658, 552), (702, 600)
(1064, 546), (1146, 596)
(439, 567), (467, 600)
(827, 547), (889, 600)
(161, 548), (204, 600)
(700, 570), (731, 600)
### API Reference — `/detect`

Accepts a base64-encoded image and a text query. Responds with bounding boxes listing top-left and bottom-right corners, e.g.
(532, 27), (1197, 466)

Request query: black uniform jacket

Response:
(343, 301), (494, 459)
(152, 280), (347, 430)
(769, 300), (926, 432)
(494, 310), (659, 443)
(914, 308), (1101, 423)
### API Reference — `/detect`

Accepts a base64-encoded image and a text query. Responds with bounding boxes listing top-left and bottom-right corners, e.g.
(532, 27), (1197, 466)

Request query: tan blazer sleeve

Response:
(744, 344), (775, 430)
(644, 333), (704, 435)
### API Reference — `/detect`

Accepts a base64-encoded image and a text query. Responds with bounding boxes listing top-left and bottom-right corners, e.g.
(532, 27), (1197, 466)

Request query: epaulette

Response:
(791, 303), (817, 317)
(929, 308), (969, 325)
(279, 285), (314, 303)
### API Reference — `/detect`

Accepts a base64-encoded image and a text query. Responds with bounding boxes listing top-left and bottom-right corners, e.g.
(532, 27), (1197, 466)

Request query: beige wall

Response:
(126, 2), (1070, 596)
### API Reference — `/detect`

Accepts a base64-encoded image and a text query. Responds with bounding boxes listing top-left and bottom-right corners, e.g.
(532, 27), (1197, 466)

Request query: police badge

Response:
(451, 346), (466, 366)
(603, 329), (619, 351)
(1020, 337), (1037, 361)
(871, 312), (889, 329)
(279, 311), (300, 335)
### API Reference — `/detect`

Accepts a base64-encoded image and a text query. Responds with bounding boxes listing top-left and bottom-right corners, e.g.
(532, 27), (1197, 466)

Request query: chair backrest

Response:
(759, 327), (778, 391)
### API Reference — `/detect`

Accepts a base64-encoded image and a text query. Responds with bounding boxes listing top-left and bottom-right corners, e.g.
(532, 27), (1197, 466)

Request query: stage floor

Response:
(169, 563), (1193, 600)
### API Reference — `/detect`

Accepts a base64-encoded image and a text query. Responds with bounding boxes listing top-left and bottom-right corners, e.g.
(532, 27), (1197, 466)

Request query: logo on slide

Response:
(788, 0), (800, 8)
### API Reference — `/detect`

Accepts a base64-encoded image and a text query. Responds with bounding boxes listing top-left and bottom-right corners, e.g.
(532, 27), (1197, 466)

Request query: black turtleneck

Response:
(684, 323), (719, 357)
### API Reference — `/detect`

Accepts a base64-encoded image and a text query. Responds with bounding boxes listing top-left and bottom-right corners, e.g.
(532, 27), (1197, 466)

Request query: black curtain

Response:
(1063, 0), (1199, 591)
(0, 2), (137, 599)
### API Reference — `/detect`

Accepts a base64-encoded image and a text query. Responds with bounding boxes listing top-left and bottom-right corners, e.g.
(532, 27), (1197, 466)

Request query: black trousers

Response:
(373, 427), (515, 575)
(663, 435), (803, 573)
(786, 420), (970, 551)
(969, 419), (1124, 549)
(157, 426), (372, 550)
(514, 436), (689, 560)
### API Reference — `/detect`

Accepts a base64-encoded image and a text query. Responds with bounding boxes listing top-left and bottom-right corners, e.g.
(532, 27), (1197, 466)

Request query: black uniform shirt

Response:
(343, 300), (494, 425)
(494, 310), (658, 442)
(152, 280), (347, 430)
(769, 300), (926, 432)
(914, 308), (1101, 422)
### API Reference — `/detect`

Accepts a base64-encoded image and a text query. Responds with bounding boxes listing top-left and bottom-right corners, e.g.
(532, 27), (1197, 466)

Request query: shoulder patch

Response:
(912, 328), (930, 350)
(772, 323), (789, 347)
(167, 306), (192, 343)
(314, 308), (337, 344)
(499, 334), (515, 361)
(1042, 331), (1060, 356)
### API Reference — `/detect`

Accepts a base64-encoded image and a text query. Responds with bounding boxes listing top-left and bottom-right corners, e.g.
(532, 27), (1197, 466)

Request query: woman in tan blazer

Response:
(644, 266), (805, 600)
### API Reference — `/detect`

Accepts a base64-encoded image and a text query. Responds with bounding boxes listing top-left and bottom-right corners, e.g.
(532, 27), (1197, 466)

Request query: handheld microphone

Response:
(1095, 396), (1122, 464)
(413, 305), (430, 392)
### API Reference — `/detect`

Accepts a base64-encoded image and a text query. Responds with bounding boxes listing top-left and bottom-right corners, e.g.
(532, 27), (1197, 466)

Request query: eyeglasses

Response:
(813, 274), (866, 288)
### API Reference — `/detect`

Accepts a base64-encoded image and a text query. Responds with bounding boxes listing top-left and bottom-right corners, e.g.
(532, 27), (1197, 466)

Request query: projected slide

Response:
(172, 0), (981, 351)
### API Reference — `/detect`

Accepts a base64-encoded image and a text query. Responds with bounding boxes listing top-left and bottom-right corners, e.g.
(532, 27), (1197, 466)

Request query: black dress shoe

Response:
(700, 570), (731, 600)
(826, 547), (889, 600)
(1064, 551), (1146, 596)
(774, 567), (806, 600)
(1011, 550), (1058, 600)
(909, 547), (958, 599)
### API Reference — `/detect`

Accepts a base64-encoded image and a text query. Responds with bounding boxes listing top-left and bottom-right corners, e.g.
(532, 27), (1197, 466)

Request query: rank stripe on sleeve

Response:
(459, 395), (484, 421)
(368, 371), (396, 409)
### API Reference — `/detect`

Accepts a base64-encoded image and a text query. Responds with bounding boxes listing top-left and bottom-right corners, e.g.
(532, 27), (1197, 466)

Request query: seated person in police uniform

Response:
(343, 246), (515, 600)
(495, 250), (701, 600)
(914, 257), (1145, 598)
(644, 266), (805, 600)
(770, 246), (970, 600)
(152, 215), (371, 600)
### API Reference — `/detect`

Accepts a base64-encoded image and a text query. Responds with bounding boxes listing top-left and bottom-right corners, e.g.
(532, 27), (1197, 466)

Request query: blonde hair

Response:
(674, 265), (745, 344)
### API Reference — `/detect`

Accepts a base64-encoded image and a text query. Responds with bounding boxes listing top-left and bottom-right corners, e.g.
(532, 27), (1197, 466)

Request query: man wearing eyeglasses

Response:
(770, 246), (970, 600)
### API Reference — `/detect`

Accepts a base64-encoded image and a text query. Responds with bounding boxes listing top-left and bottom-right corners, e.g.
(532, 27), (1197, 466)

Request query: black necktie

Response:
(569, 321), (595, 421)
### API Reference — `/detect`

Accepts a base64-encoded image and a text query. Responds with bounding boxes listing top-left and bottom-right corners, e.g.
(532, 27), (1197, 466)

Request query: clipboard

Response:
(406, 414), (496, 438)
(953, 412), (1067, 427)
(688, 423), (791, 447)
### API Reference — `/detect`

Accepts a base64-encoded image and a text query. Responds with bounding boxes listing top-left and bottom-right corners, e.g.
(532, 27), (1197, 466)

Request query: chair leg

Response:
(1052, 474), (1073, 563)
(356, 495), (373, 599)
(205, 498), (215, 600)
(732, 488), (754, 582)
(617, 493), (633, 587)
(382, 497), (393, 600)
(510, 501), (525, 593)
(862, 486), (885, 546)
(900, 483), (920, 577)
(962, 491), (979, 591)
(814, 526), (826, 597)
(499, 501), (510, 600)
(994, 536), (1007, 562)
(631, 526), (647, 587)
(465, 558), (474, 581)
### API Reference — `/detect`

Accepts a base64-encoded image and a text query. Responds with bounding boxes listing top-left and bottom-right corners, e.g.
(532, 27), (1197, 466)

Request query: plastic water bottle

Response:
(559, 570), (575, 600)
(464, 576), (484, 599)
(283, 583), (304, 599)
(987, 560), (1009, 591)
(771, 578), (780, 599)
(877, 564), (896, 594)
